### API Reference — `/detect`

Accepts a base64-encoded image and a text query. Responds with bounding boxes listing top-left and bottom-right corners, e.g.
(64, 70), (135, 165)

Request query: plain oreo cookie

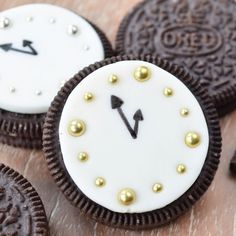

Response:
(0, 164), (48, 235)
(116, 0), (236, 116)
(0, 4), (113, 149)
(43, 55), (221, 229)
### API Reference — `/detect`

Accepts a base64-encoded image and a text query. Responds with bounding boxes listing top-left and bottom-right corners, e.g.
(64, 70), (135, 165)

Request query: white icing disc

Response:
(59, 60), (209, 213)
(0, 4), (105, 114)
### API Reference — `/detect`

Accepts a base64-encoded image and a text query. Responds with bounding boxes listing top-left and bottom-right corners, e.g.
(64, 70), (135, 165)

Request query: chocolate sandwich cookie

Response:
(0, 163), (48, 235)
(43, 55), (221, 229)
(116, 0), (236, 116)
(0, 3), (113, 149)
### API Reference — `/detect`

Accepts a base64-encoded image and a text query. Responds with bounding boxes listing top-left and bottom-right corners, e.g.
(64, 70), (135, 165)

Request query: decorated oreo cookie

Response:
(0, 163), (48, 235)
(0, 3), (113, 148)
(116, 0), (236, 116)
(43, 55), (221, 229)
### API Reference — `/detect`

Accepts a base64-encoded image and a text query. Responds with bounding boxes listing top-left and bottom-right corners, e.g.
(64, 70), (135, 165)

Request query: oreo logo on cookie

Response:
(160, 25), (223, 56)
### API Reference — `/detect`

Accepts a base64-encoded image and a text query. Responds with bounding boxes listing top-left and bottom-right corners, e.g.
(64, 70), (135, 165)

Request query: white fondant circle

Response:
(59, 60), (209, 213)
(0, 4), (104, 114)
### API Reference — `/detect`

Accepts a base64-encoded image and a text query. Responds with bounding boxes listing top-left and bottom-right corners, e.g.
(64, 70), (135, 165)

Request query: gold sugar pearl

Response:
(118, 188), (136, 206)
(134, 66), (151, 82)
(35, 90), (42, 96)
(180, 108), (189, 117)
(163, 87), (173, 97)
(84, 92), (93, 101)
(0, 17), (11, 29)
(152, 183), (163, 193)
(9, 86), (16, 93)
(177, 164), (186, 174)
(109, 74), (118, 84)
(67, 24), (79, 35)
(78, 152), (88, 162)
(68, 120), (86, 137)
(95, 177), (106, 187)
(49, 17), (56, 24)
(185, 132), (200, 148)
(26, 16), (33, 22)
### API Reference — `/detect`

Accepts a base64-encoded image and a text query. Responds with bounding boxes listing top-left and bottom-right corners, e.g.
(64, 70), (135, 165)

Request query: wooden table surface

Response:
(1, 0), (236, 235)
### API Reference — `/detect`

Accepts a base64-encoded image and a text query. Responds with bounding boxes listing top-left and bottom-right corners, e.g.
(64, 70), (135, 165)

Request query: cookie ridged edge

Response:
(115, 0), (236, 117)
(0, 163), (49, 235)
(43, 55), (222, 229)
(0, 110), (44, 149)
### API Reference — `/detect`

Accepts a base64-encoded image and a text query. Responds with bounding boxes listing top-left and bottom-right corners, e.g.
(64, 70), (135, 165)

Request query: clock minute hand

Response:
(0, 40), (38, 56)
(133, 109), (144, 137)
(111, 95), (137, 138)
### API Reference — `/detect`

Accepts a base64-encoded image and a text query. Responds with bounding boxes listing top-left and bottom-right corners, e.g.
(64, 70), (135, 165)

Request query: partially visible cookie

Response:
(43, 55), (221, 229)
(116, 0), (236, 116)
(230, 151), (236, 174)
(0, 163), (48, 235)
(0, 3), (113, 149)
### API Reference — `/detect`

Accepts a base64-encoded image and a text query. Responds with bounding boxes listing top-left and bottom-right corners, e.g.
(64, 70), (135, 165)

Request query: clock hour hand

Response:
(111, 95), (144, 139)
(0, 39), (38, 56)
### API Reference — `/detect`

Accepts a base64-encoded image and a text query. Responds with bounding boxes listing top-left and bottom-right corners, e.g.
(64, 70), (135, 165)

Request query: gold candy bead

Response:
(109, 74), (118, 84)
(180, 108), (189, 117)
(0, 17), (10, 29)
(95, 177), (106, 187)
(68, 120), (86, 137)
(67, 24), (79, 35)
(35, 90), (42, 96)
(152, 183), (163, 193)
(163, 87), (173, 97)
(26, 16), (33, 22)
(49, 18), (56, 24)
(134, 66), (151, 82)
(78, 152), (88, 162)
(177, 164), (186, 174)
(84, 92), (93, 101)
(185, 132), (200, 148)
(83, 45), (90, 51)
(9, 86), (16, 93)
(118, 188), (136, 205)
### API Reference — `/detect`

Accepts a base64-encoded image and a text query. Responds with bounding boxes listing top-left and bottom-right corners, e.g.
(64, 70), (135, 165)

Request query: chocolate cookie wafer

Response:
(43, 55), (221, 229)
(0, 163), (48, 235)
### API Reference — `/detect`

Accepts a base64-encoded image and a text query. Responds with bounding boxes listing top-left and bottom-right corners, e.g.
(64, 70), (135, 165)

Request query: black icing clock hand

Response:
(111, 95), (144, 139)
(133, 109), (144, 137)
(0, 40), (38, 56)
(22, 40), (38, 55)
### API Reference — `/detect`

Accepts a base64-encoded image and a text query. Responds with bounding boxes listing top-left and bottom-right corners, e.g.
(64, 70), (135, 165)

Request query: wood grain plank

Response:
(0, 0), (236, 235)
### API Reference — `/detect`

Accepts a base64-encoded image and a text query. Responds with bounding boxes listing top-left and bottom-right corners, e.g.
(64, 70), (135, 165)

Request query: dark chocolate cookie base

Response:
(43, 55), (221, 229)
(0, 163), (48, 235)
(0, 108), (44, 149)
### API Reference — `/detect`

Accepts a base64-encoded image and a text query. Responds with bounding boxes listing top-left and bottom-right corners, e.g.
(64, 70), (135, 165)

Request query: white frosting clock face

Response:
(59, 60), (209, 213)
(0, 4), (105, 114)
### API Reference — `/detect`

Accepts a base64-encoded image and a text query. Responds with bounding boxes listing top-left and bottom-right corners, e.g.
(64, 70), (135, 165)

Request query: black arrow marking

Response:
(111, 95), (144, 139)
(133, 109), (144, 136)
(22, 40), (38, 55)
(0, 39), (38, 56)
